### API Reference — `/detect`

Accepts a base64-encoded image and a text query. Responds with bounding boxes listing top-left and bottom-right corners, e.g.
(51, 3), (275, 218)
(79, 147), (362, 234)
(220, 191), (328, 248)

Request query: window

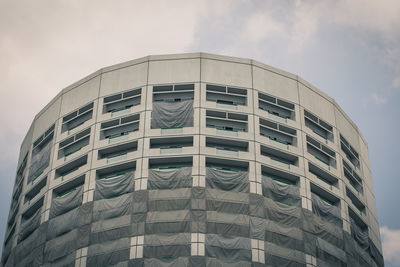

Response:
(150, 136), (193, 154)
(95, 161), (136, 198)
(29, 125), (54, 183)
(340, 134), (360, 169)
(346, 186), (366, 215)
(55, 155), (87, 181)
(206, 137), (248, 157)
(251, 239), (265, 263)
(98, 140), (138, 163)
(206, 110), (248, 135)
(103, 88), (141, 116)
(262, 165), (300, 205)
(348, 207), (368, 244)
(206, 84), (247, 110)
(310, 183), (342, 227)
(130, 236), (144, 259)
(262, 165), (299, 185)
(260, 118), (297, 148)
(61, 102), (93, 133)
(153, 84), (194, 102)
(10, 181), (23, 212)
(7, 202), (19, 229)
(100, 114), (140, 143)
(149, 156), (193, 170)
(261, 145), (298, 170)
(343, 160), (363, 194)
(24, 177), (46, 204)
(258, 92), (295, 122)
(19, 197), (44, 242)
(55, 175), (84, 195)
(191, 233), (205, 256)
(15, 153), (28, 185)
(206, 157), (249, 193)
(58, 128), (90, 160)
(304, 109), (334, 142)
(145, 157), (193, 191)
(151, 84), (194, 130)
(308, 162), (338, 188)
(306, 135), (336, 169)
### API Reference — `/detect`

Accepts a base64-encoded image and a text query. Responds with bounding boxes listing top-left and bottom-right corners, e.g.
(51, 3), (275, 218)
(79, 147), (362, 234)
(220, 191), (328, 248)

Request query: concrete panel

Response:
(100, 62), (148, 97)
(359, 136), (371, 168)
(201, 59), (252, 88)
(362, 160), (374, 193)
(253, 66), (299, 103)
(60, 75), (100, 116)
(334, 107), (360, 151)
(298, 83), (335, 124)
(149, 53), (200, 61)
(32, 97), (61, 141)
(202, 53), (251, 65)
(148, 58), (200, 84)
(365, 186), (378, 226)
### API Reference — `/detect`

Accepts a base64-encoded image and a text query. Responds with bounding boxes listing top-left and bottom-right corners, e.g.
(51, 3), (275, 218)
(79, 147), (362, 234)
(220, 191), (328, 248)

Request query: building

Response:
(2, 53), (383, 266)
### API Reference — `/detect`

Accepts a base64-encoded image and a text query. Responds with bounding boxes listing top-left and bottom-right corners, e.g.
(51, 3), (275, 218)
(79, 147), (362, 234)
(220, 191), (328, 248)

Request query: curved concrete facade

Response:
(2, 53), (383, 266)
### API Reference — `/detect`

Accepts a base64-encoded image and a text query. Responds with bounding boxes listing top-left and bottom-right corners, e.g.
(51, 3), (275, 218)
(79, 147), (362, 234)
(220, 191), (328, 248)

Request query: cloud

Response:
(291, 0), (400, 89)
(0, 0), (211, 162)
(370, 93), (387, 104)
(243, 13), (287, 43)
(381, 226), (400, 266)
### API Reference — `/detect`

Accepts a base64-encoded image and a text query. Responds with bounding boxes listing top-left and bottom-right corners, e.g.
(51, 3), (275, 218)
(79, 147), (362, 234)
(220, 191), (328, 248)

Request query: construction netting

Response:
(3, 167), (383, 267)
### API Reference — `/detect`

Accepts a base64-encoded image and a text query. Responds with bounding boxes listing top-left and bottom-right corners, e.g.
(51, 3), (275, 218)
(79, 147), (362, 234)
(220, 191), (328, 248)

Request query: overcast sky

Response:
(1, 0), (399, 266)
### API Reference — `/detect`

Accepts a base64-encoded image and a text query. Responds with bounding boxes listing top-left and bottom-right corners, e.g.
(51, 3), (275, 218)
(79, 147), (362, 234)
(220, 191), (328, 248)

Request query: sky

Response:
(0, 0), (399, 265)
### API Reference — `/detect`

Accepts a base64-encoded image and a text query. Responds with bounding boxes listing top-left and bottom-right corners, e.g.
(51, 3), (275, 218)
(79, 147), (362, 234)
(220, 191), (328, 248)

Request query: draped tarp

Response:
(148, 188), (191, 211)
(87, 238), (130, 267)
(28, 139), (52, 182)
(6, 164), (386, 267)
(94, 172), (135, 200)
(302, 209), (344, 248)
(44, 225), (90, 262)
(206, 189), (249, 215)
(50, 185), (83, 218)
(148, 168), (192, 190)
(13, 244), (44, 267)
(264, 198), (302, 228)
(43, 251), (76, 267)
(350, 219), (369, 250)
(47, 208), (79, 240)
(144, 257), (189, 267)
(90, 215), (132, 244)
(265, 219), (304, 252)
(206, 234), (251, 262)
(93, 193), (133, 221)
(14, 222), (47, 259)
(206, 257), (252, 267)
(264, 241), (306, 266)
(316, 237), (347, 264)
(146, 210), (191, 234)
(151, 100), (194, 129)
(144, 233), (191, 259)
(207, 211), (250, 237)
(19, 208), (42, 242)
(250, 216), (264, 240)
(206, 168), (249, 192)
(262, 177), (301, 206)
(311, 193), (342, 227)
